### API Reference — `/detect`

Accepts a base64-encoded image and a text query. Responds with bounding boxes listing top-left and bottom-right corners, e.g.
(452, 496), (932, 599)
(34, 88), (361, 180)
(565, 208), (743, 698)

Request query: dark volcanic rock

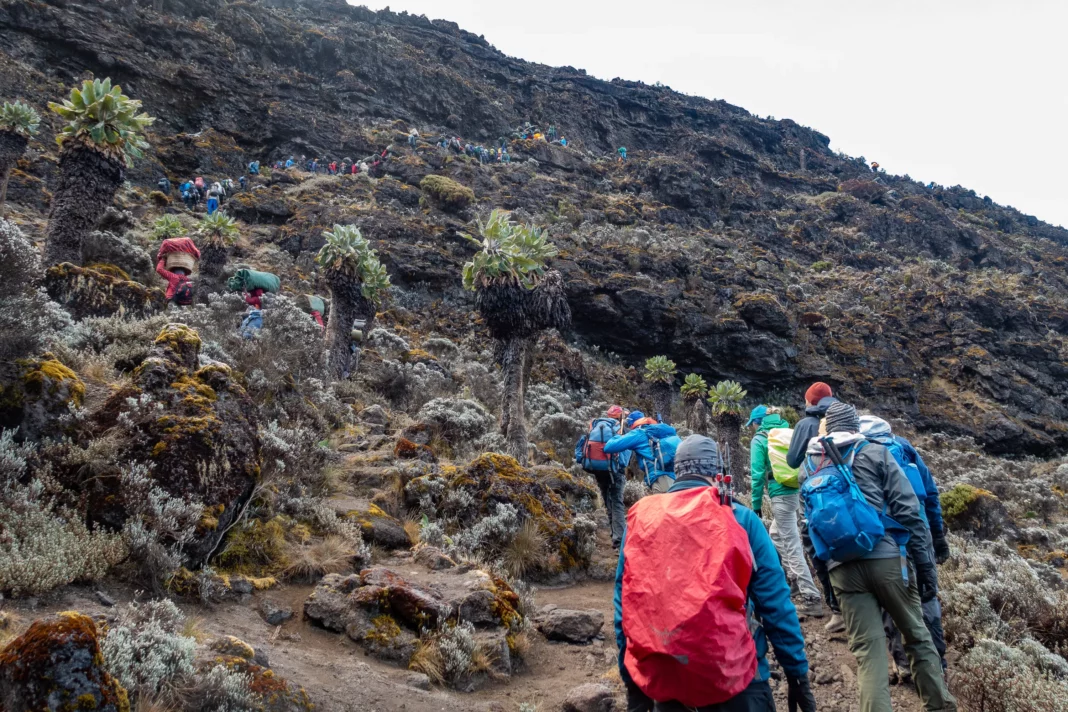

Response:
(535, 607), (604, 644)
(2, 0), (1067, 455)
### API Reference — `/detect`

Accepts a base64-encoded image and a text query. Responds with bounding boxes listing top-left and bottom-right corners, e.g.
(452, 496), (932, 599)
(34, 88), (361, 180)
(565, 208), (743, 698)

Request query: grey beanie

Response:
(674, 435), (721, 477)
(825, 401), (861, 434)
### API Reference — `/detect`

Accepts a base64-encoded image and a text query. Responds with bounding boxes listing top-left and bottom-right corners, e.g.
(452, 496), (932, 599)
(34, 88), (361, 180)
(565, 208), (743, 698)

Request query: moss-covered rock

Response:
(941, 483), (1019, 541)
(304, 566), (523, 665)
(419, 174), (474, 212)
(44, 263), (166, 320)
(0, 356), (85, 441)
(343, 505), (413, 550)
(394, 437), (437, 462)
(91, 324), (261, 566)
(0, 612), (130, 712)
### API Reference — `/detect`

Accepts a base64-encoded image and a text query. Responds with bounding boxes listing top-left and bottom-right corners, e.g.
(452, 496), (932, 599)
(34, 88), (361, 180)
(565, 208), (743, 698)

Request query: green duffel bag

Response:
(227, 268), (280, 294)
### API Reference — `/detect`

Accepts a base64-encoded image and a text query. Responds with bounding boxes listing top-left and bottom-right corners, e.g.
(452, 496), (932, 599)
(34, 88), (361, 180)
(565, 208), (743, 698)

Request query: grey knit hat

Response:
(674, 435), (722, 477)
(825, 401), (861, 434)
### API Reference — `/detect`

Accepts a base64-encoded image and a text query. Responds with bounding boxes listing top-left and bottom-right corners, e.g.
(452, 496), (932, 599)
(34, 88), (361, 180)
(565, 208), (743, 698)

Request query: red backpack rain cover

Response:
(622, 487), (757, 707)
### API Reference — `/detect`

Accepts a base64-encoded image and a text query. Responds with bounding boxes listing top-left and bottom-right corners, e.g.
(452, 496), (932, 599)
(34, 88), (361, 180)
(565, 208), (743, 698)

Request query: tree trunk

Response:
(500, 336), (530, 465)
(326, 273), (374, 380)
(44, 145), (124, 266)
(686, 399), (709, 435)
(714, 412), (746, 502)
(197, 244), (228, 303)
(0, 131), (28, 215)
(326, 290), (358, 380)
(651, 383), (673, 424)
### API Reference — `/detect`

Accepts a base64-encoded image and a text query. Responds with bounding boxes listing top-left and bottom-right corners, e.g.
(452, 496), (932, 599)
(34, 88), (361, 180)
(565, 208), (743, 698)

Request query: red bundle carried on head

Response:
(157, 237), (201, 262)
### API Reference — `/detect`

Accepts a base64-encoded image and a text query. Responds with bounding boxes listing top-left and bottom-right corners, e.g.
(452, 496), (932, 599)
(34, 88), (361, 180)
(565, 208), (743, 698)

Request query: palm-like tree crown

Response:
(643, 356), (677, 384)
(461, 209), (558, 291)
(152, 214), (183, 239)
(48, 78), (154, 167)
(0, 101), (40, 137)
(708, 380), (748, 416)
(316, 224), (391, 304)
(198, 212), (239, 248)
(680, 373), (709, 400)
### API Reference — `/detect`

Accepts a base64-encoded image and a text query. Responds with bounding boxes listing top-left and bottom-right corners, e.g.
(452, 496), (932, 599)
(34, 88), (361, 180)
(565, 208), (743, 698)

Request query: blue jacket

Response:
(603, 423), (680, 485)
(614, 477), (809, 695)
(893, 435), (945, 537)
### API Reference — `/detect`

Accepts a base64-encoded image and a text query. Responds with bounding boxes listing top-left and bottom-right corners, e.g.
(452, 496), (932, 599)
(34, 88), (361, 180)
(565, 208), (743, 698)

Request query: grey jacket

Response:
(801, 435), (931, 571)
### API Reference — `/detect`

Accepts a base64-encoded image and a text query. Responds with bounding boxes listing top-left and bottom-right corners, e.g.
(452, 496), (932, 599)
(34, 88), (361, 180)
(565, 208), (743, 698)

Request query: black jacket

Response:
(786, 396), (838, 469)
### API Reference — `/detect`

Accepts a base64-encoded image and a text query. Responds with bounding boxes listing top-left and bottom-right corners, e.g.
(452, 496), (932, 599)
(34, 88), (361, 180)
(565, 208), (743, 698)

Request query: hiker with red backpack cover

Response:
(615, 435), (815, 712)
(574, 405), (632, 548)
(798, 403), (956, 712)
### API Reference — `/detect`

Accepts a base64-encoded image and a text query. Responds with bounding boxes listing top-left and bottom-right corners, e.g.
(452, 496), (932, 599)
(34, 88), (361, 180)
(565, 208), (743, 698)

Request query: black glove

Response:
(933, 535), (951, 565)
(787, 674), (817, 712)
(914, 559), (938, 602)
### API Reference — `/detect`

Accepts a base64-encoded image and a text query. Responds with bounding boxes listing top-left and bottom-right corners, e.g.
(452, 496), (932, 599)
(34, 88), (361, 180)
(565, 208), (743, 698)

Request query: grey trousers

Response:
(595, 468), (627, 545)
(769, 493), (821, 600)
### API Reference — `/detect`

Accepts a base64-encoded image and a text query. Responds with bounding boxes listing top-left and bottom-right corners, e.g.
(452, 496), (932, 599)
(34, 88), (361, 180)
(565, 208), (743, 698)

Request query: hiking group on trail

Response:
(577, 380), (957, 712)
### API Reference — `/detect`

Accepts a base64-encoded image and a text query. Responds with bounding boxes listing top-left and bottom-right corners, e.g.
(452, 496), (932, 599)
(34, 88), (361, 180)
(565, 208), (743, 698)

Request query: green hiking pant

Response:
(830, 558), (957, 712)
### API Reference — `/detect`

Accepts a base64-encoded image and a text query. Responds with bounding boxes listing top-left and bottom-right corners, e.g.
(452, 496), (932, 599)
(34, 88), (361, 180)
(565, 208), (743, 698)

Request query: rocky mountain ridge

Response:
(1, 0), (1067, 455)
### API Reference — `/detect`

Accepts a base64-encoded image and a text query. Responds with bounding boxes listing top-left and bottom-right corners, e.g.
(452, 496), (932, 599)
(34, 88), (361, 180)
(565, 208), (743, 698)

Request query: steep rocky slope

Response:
(2, 0), (1067, 457)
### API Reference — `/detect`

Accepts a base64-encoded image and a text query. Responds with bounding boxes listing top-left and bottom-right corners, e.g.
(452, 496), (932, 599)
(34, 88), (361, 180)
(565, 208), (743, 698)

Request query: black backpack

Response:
(173, 278), (194, 306)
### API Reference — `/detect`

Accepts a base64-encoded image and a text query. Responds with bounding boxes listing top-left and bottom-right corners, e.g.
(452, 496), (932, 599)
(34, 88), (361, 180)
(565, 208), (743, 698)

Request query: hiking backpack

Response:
(800, 439), (907, 563)
(622, 487), (757, 706)
(883, 439), (928, 523)
(173, 278), (194, 306)
(577, 418), (618, 473)
(766, 427), (800, 488)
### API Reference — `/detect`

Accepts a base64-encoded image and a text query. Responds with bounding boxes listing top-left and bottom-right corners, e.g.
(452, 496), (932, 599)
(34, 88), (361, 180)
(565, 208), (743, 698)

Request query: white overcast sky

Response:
(355, 0), (1067, 228)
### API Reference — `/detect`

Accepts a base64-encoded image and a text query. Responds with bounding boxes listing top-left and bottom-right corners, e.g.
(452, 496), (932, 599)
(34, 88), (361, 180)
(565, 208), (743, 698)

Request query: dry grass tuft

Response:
(503, 520), (547, 579)
(408, 638), (445, 685)
(402, 513), (422, 546)
(282, 536), (356, 581)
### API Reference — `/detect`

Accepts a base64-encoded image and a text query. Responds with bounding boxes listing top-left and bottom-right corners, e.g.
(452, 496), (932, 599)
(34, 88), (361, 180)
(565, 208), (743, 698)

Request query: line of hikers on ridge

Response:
(155, 120), (630, 206)
(575, 382), (956, 712)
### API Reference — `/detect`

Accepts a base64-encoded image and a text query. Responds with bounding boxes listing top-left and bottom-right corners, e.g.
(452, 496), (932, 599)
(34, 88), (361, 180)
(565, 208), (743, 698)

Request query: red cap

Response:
(606, 405), (624, 418)
(805, 382), (833, 406)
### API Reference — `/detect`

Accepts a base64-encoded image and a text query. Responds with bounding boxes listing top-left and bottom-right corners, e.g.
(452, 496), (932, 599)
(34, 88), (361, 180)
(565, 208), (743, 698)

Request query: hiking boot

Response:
(796, 596), (826, 619)
(824, 612), (846, 634)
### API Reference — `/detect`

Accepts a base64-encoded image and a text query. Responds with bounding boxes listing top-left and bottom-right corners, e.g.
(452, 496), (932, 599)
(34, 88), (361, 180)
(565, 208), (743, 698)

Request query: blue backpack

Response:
(576, 418), (619, 473)
(800, 439), (908, 564)
(240, 309), (263, 339)
(883, 439), (928, 523)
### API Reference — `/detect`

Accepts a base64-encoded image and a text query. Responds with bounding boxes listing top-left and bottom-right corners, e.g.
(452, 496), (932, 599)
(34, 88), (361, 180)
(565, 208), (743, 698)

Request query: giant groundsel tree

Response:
(316, 224), (391, 379)
(0, 100), (40, 213)
(45, 78), (154, 265)
(462, 210), (570, 464)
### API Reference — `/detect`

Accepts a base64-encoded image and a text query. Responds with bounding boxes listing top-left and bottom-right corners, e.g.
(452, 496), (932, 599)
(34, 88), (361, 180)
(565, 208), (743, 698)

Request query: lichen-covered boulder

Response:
(304, 566), (523, 665)
(0, 612), (130, 712)
(0, 356), (85, 441)
(343, 505), (413, 550)
(44, 263), (166, 320)
(941, 483), (1019, 541)
(92, 324), (260, 565)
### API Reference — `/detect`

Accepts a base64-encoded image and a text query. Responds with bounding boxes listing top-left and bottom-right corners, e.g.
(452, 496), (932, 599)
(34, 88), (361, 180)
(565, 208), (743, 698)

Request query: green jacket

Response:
(750, 413), (794, 512)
